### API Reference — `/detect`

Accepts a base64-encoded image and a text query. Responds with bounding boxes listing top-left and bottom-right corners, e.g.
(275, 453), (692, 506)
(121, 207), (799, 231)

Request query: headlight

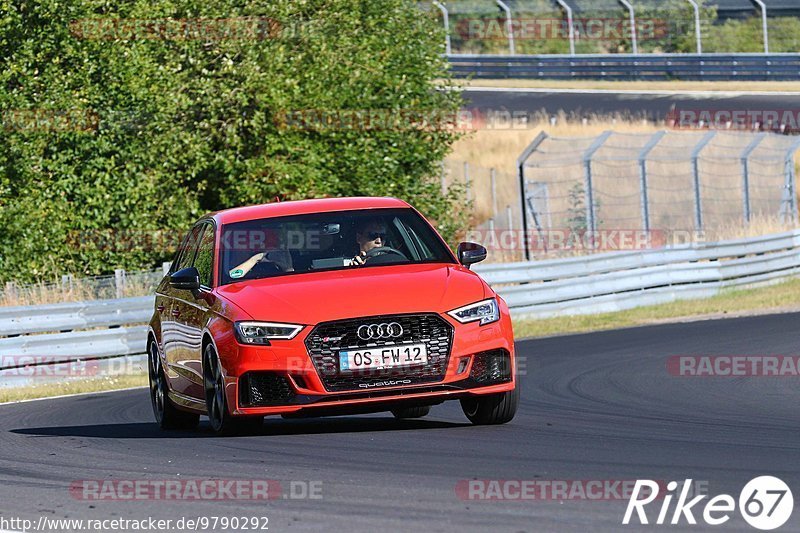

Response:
(234, 321), (304, 345)
(447, 298), (500, 326)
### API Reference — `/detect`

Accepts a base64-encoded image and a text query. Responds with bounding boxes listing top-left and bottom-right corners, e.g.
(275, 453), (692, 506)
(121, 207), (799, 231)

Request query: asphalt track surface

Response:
(463, 88), (800, 122)
(0, 313), (799, 532)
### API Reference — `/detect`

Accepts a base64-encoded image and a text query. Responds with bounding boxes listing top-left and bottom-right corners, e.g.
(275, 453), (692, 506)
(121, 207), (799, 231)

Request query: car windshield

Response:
(219, 208), (455, 285)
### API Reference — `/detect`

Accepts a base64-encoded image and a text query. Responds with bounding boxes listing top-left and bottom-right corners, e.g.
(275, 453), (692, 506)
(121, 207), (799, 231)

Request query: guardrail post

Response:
(691, 131), (717, 231)
(555, 0), (575, 56)
(637, 131), (666, 234)
(741, 133), (766, 226)
(115, 269), (126, 299)
(517, 131), (550, 261)
(583, 131), (613, 236)
(432, 1), (451, 55)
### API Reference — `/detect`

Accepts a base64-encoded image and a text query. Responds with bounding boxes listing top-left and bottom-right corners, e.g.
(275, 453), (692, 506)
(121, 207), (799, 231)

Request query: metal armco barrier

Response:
(474, 230), (800, 318)
(2, 230), (800, 369)
(448, 54), (800, 81)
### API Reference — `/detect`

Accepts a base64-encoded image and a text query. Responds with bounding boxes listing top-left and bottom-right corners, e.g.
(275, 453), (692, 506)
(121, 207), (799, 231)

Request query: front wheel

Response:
(204, 344), (262, 435)
(149, 340), (199, 430)
(460, 385), (519, 425)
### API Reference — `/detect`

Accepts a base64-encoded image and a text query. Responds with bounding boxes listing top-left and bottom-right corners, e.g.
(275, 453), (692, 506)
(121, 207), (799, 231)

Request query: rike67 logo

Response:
(623, 477), (793, 530)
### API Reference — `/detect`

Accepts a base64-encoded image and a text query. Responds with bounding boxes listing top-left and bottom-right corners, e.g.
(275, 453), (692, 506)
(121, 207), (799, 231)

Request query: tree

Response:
(0, 0), (467, 282)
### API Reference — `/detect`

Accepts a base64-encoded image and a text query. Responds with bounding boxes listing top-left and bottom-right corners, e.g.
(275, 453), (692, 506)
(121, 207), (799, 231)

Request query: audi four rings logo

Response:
(357, 322), (404, 340)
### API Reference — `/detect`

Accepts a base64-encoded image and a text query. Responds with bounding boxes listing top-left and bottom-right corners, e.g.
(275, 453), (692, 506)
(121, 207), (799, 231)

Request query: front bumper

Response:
(219, 311), (516, 416)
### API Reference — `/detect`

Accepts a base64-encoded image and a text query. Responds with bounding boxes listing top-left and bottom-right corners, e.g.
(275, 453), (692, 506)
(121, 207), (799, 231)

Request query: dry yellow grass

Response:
(447, 116), (800, 257)
(0, 373), (148, 404)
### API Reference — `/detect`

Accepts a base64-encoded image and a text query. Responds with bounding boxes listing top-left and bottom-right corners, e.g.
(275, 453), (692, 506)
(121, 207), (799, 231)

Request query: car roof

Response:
(209, 197), (412, 225)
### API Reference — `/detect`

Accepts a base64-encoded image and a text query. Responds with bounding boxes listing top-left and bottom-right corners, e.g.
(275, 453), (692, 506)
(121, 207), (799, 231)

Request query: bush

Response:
(0, 0), (467, 283)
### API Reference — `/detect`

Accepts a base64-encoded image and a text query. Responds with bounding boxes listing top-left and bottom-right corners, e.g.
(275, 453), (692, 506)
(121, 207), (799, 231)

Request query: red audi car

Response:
(148, 197), (518, 434)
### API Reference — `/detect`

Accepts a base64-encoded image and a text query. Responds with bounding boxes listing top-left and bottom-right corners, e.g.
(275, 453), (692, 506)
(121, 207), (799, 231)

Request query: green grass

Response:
(513, 278), (800, 339)
(0, 373), (148, 404)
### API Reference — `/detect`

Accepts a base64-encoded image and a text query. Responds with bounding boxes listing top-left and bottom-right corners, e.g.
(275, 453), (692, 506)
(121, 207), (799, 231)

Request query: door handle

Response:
(171, 309), (181, 318)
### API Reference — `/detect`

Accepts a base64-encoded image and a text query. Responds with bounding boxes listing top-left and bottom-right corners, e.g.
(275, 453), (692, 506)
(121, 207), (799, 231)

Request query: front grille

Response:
(239, 372), (295, 407)
(305, 314), (454, 392)
(470, 349), (512, 384)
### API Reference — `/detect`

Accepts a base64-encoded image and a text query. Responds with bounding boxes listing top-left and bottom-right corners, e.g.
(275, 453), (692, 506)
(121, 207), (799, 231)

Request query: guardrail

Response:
(473, 230), (800, 318)
(448, 54), (800, 81)
(3, 230), (800, 374)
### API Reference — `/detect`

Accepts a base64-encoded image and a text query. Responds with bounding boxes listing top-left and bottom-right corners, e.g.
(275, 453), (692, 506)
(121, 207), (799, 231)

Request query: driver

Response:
(348, 219), (387, 266)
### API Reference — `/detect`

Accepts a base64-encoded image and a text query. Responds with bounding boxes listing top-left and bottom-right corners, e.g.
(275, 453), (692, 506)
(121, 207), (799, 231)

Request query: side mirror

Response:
(457, 242), (487, 268)
(169, 267), (201, 291)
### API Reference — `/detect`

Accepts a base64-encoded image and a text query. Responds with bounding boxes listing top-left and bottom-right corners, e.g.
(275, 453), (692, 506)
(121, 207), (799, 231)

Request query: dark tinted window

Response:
(219, 208), (454, 285)
(194, 223), (215, 288)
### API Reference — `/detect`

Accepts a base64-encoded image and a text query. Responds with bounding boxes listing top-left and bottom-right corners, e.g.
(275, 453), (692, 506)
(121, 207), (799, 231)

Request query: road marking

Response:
(462, 86), (800, 97)
(0, 386), (147, 407)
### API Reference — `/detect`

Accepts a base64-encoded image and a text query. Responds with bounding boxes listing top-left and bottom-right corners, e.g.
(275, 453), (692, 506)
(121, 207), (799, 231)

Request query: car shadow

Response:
(11, 416), (471, 439)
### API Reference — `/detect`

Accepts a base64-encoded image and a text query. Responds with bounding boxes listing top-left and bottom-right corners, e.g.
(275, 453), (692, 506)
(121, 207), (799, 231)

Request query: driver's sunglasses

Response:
(368, 232), (387, 241)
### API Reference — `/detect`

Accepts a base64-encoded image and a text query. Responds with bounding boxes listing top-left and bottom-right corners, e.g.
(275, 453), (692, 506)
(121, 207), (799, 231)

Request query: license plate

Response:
(339, 343), (428, 372)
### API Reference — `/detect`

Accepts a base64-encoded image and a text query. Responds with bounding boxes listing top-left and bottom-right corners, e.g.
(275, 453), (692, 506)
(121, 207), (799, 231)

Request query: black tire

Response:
(148, 339), (200, 430)
(460, 385), (519, 425)
(203, 344), (263, 435)
(391, 405), (431, 419)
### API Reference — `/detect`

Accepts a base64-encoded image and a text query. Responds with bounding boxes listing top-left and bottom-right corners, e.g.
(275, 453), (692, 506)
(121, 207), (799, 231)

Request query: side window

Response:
(194, 223), (215, 288)
(173, 225), (204, 273)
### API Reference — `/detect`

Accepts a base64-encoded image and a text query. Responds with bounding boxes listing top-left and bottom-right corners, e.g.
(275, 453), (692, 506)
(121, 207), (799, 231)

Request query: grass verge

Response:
(513, 277), (800, 339)
(0, 373), (148, 404)
(452, 79), (800, 93)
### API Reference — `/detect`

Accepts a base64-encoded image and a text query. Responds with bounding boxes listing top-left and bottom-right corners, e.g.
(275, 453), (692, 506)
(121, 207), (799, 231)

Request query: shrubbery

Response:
(0, 0), (466, 283)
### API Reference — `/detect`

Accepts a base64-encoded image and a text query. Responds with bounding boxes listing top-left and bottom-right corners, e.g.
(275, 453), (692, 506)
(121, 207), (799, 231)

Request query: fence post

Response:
(691, 131), (717, 232)
(115, 269), (126, 299)
(4, 282), (17, 302)
(440, 162), (447, 195)
(162, 262), (171, 276)
(517, 132), (550, 261)
(583, 131), (613, 236)
(495, 1), (515, 55)
(506, 205), (513, 231)
(638, 131), (666, 234)
(61, 274), (74, 292)
(490, 168), (498, 218)
(741, 133), (766, 226)
(781, 136), (800, 224)
(555, 0), (575, 55)
(432, 1), (451, 55)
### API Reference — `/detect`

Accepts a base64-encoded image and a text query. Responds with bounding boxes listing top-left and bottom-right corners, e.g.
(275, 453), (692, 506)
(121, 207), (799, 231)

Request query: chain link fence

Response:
(513, 130), (799, 258)
(0, 265), (168, 307)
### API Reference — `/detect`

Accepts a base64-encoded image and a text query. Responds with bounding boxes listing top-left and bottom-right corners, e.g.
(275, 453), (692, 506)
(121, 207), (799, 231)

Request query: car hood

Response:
(215, 263), (488, 324)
